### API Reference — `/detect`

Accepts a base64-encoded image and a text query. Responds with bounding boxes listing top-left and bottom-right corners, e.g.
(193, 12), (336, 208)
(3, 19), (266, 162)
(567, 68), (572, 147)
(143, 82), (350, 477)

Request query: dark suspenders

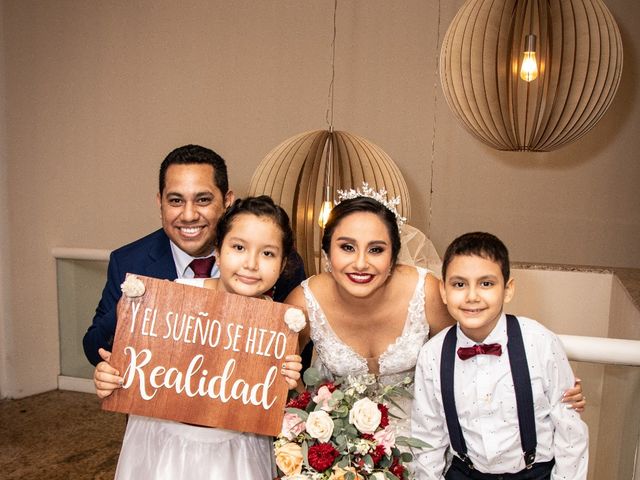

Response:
(441, 326), (472, 468)
(440, 314), (537, 470)
(506, 314), (537, 468)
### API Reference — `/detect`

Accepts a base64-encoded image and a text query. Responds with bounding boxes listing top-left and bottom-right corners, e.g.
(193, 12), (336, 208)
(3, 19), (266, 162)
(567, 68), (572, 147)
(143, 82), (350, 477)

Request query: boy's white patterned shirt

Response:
(411, 314), (588, 479)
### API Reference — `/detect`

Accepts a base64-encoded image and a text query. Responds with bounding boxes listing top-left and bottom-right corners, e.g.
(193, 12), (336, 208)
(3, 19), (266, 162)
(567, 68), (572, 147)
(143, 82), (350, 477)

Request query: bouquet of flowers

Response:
(274, 368), (429, 480)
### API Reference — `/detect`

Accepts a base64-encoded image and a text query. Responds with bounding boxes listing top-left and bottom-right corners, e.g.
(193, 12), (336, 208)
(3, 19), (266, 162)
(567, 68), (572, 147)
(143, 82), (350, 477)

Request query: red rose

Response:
(378, 404), (389, 429)
(286, 390), (312, 409)
(360, 433), (374, 441)
(391, 458), (405, 477)
(369, 444), (386, 465)
(320, 381), (337, 393)
(307, 443), (340, 472)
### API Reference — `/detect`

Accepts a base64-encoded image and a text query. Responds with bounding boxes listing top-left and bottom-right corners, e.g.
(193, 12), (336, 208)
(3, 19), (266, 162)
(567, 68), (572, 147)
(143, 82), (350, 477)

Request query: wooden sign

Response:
(101, 275), (301, 436)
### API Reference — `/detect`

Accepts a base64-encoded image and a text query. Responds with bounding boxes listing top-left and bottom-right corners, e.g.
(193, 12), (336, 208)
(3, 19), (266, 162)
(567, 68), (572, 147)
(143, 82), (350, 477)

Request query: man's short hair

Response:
(442, 231), (510, 283)
(159, 145), (229, 195)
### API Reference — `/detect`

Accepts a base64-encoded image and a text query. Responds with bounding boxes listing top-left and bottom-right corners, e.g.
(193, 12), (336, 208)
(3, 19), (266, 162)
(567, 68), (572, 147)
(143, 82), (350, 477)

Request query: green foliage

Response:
(302, 367), (323, 387)
(396, 436), (431, 449)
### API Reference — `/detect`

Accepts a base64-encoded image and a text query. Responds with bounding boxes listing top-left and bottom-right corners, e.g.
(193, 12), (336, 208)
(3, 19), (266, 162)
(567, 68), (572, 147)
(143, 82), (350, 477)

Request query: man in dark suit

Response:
(83, 145), (307, 366)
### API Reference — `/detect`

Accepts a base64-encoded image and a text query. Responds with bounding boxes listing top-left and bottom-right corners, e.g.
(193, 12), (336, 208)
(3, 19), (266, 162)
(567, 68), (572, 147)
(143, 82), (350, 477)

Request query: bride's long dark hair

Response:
(321, 196), (402, 265)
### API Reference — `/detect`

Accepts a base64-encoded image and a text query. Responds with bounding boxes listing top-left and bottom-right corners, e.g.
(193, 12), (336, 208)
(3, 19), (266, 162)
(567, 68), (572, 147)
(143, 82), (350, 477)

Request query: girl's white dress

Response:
(300, 266), (430, 436)
(115, 416), (275, 479)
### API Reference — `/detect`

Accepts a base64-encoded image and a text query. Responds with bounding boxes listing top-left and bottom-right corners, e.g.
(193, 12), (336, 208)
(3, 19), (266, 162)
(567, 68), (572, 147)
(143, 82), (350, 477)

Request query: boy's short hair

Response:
(442, 231), (510, 283)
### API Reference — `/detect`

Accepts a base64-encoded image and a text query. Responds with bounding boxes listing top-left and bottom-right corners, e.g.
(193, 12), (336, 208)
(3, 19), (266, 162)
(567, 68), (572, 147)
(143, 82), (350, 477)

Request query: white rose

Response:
(120, 275), (145, 297)
(349, 397), (381, 434)
(305, 410), (334, 443)
(370, 473), (386, 480)
(284, 308), (307, 332)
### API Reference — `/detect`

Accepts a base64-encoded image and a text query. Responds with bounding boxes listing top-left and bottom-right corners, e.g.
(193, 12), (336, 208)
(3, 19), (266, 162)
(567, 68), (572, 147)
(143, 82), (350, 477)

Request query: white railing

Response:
(559, 334), (640, 480)
(559, 334), (640, 366)
(52, 247), (111, 261)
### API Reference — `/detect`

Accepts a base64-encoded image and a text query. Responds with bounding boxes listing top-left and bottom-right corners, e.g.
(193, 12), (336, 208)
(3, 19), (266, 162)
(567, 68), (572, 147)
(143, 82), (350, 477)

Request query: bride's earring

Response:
(322, 251), (332, 273)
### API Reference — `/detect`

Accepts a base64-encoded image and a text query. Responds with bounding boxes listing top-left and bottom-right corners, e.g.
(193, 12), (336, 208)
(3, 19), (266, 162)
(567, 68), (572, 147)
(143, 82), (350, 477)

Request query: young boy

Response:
(411, 232), (588, 479)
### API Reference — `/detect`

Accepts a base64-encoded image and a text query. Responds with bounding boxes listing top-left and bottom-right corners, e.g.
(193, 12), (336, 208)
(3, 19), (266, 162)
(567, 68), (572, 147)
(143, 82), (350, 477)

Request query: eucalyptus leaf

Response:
(363, 454), (374, 469)
(335, 434), (348, 448)
(395, 436), (431, 448)
(395, 387), (414, 399)
(303, 367), (324, 386)
(335, 405), (350, 417)
(335, 421), (346, 430)
(344, 424), (358, 437)
(400, 452), (413, 462)
(302, 441), (309, 465)
(385, 396), (406, 413)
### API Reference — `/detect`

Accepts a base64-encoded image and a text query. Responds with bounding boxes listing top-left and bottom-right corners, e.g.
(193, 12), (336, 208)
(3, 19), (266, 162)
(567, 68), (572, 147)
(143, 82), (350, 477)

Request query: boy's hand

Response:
(93, 348), (123, 399)
(281, 354), (303, 390)
(562, 378), (586, 413)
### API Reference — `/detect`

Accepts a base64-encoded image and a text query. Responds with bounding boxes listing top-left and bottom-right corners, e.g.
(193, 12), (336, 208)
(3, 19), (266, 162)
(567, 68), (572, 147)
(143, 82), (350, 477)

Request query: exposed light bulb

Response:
(520, 34), (538, 82)
(318, 200), (333, 228)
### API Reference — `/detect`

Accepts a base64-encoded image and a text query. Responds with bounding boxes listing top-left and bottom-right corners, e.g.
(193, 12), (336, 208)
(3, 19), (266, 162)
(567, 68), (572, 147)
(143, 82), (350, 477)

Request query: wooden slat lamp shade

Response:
(439, 0), (623, 152)
(248, 130), (411, 275)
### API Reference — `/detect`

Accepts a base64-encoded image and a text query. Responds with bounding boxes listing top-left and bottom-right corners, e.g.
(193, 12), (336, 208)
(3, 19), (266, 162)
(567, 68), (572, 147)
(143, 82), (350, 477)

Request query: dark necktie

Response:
(457, 343), (502, 360)
(189, 257), (215, 278)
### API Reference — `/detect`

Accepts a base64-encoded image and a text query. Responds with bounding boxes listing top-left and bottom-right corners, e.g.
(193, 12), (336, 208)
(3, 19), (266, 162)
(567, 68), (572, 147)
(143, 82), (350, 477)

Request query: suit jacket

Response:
(82, 228), (307, 366)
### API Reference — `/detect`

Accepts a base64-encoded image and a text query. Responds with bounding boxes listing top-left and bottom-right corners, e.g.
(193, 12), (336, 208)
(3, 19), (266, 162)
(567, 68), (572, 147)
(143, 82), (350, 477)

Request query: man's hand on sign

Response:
(281, 354), (303, 390)
(94, 348), (124, 399)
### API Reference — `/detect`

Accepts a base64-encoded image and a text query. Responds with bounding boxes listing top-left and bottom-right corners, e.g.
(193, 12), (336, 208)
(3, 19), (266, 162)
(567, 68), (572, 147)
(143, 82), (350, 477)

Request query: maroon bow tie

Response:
(190, 256), (216, 278)
(457, 343), (502, 360)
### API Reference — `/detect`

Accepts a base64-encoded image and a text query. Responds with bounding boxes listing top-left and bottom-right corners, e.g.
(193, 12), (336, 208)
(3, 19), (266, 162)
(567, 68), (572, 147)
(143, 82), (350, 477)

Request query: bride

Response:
(285, 186), (584, 437)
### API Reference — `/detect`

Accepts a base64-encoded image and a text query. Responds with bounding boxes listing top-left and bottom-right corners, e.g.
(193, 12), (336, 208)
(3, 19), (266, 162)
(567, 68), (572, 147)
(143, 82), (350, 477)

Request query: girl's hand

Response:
(562, 378), (586, 413)
(93, 348), (124, 399)
(280, 354), (303, 390)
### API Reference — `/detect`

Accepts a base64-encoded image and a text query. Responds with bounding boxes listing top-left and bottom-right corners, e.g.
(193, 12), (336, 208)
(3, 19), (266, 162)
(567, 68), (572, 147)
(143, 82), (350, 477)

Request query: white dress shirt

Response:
(170, 241), (219, 279)
(411, 314), (588, 479)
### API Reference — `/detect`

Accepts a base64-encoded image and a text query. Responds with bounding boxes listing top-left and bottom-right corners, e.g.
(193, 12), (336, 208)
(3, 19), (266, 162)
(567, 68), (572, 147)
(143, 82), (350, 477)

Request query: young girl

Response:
(93, 195), (303, 479)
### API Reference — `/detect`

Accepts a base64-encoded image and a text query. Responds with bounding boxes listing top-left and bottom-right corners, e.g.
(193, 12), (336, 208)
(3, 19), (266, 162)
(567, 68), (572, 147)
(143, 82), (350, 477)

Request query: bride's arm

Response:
(424, 273), (455, 337)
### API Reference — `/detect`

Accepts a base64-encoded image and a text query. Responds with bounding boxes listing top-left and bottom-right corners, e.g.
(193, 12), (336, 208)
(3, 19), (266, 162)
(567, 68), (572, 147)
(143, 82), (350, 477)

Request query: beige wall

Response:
(0, 0), (10, 398)
(1, 0), (639, 397)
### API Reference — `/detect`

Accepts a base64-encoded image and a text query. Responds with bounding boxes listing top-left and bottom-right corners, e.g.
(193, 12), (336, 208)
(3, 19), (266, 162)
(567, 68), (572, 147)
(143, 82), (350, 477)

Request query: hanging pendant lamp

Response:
(439, 0), (623, 152)
(249, 1), (411, 275)
(248, 129), (410, 275)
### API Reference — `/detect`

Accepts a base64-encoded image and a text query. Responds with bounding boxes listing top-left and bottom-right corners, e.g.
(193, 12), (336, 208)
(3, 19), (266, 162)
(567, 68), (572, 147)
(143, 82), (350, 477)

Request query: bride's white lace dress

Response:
(301, 266), (430, 436)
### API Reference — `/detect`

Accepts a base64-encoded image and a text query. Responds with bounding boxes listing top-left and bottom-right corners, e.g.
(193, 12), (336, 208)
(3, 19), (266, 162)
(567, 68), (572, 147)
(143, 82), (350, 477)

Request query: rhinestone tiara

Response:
(336, 182), (406, 229)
